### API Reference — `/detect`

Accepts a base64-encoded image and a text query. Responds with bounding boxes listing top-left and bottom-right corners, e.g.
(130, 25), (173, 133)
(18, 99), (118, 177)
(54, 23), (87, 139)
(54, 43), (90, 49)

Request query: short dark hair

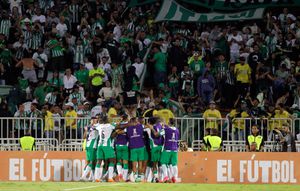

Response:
(210, 128), (219, 136)
(169, 118), (175, 125)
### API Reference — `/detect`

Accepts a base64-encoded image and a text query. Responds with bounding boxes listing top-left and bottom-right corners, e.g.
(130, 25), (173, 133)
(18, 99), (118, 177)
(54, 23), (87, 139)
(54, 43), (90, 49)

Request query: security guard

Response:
(20, 132), (35, 151)
(207, 128), (223, 151)
(201, 128), (211, 151)
(246, 124), (264, 152)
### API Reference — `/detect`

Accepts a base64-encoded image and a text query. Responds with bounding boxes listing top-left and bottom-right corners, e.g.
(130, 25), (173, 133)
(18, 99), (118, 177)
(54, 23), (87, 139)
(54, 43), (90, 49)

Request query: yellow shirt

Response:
(108, 107), (117, 123)
(229, 109), (249, 129)
(203, 109), (221, 129)
(269, 110), (290, 130)
(65, 110), (77, 129)
(155, 109), (175, 125)
(234, 63), (251, 83)
(44, 111), (54, 131)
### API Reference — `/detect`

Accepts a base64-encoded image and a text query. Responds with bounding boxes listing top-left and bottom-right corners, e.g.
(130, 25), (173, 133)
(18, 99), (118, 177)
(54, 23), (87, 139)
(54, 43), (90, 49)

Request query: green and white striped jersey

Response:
(77, 109), (91, 129)
(47, 39), (64, 58)
(14, 110), (28, 130)
(86, 124), (99, 149)
(30, 31), (43, 50)
(95, 123), (115, 147)
(73, 45), (84, 64)
(0, 19), (11, 37)
(68, 92), (85, 103)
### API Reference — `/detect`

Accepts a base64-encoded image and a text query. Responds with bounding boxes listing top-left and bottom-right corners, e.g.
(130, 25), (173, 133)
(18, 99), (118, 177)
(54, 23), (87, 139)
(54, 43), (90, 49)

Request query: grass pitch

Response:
(0, 182), (299, 191)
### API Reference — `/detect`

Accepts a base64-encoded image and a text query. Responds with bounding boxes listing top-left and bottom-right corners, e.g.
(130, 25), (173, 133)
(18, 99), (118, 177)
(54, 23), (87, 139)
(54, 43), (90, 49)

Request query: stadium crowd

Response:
(0, 0), (299, 144)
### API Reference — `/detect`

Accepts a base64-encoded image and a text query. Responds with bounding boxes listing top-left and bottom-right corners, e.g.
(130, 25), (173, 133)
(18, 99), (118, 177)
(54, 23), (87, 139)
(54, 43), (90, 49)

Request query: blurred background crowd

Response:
(0, 0), (300, 140)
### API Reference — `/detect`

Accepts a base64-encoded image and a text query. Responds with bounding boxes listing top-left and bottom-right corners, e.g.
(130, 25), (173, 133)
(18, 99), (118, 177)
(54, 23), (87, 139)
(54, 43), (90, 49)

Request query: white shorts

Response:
(22, 69), (38, 83)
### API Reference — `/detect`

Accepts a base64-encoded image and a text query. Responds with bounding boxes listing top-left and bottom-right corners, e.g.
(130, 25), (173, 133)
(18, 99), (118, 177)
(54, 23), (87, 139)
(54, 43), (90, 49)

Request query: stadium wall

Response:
(0, 151), (299, 184)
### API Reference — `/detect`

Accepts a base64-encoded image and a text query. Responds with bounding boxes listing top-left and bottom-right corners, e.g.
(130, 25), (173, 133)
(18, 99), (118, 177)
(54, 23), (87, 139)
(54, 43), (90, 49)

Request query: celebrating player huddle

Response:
(80, 115), (180, 183)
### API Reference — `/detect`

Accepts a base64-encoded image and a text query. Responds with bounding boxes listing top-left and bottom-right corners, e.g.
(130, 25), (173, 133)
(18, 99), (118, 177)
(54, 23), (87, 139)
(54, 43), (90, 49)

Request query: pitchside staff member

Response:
(20, 131), (35, 151)
(246, 124), (264, 152)
(207, 128), (223, 152)
(274, 123), (296, 152)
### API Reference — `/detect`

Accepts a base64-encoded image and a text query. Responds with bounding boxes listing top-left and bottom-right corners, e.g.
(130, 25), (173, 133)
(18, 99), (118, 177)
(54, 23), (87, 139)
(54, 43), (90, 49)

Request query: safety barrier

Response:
(174, 117), (296, 145)
(1, 117), (299, 149)
(191, 140), (300, 152)
(0, 117), (88, 143)
(59, 139), (84, 151)
(1, 135), (299, 152)
(0, 138), (59, 151)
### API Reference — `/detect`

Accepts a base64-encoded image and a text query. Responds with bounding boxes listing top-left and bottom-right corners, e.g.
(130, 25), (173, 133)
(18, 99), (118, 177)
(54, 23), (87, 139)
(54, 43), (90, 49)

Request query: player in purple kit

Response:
(126, 117), (146, 182)
(114, 115), (130, 181)
(145, 117), (164, 182)
(160, 118), (180, 183)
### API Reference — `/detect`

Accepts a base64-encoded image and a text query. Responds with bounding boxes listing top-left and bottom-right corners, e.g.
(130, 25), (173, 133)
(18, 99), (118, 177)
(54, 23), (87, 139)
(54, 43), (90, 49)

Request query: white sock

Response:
(145, 167), (151, 181)
(99, 167), (103, 179)
(88, 170), (94, 181)
(94, 167), (101, 180)
(161, 165), (168, 179)
(108, 166), (114, 179)
(159, 166), (164, 181)
(117, 164), (122, 175)
(81, 165), (91, 179)
(147, 170), (153, 182)
(129, 172), (135, 182)
(122, 169), (128, 180)
(172, 166), (178, 179)
(167, 165), (172, 179)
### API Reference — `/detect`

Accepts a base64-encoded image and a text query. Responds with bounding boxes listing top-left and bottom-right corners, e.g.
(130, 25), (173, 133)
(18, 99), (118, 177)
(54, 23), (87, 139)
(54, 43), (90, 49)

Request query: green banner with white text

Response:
(155, 0), (265, 22)
(128, 0), (300, 9)
(180, 0), (300, 11)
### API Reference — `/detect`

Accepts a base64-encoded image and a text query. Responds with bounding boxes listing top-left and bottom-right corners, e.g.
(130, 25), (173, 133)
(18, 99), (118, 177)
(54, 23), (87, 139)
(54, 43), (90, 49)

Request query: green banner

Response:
(128, 0), (156, 7)
(155, 0), (265, 22)
(180, 0), (300, 11)
(128, 0), (300, 10)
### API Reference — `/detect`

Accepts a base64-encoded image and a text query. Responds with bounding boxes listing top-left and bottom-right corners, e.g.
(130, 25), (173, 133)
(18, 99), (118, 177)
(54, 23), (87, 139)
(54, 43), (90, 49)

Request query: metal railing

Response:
(191, 140), (300, 152)
(174, 117), (297, 145)
(59, 139), (84, 151)
(1, 117), (299, 151)
(0, 138), (58, 151)
(1, 117), (89, 143)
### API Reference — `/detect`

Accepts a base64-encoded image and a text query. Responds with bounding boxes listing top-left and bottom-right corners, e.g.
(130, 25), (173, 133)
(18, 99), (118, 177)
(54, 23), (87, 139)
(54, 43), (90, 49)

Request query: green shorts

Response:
(96, 146), (116, 160)
(130, 147), (145, 161)
(151, 146), (162, 162)
(116, 145), (129, 161)
(160, 150), (178, 166)
(86, 147), (97, 162)
(144, 147), (150, 161)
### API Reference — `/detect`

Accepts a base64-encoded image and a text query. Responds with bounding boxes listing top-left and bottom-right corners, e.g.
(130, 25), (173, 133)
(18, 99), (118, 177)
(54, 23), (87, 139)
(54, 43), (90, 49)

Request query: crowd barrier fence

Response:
(0, 117), (299, 151)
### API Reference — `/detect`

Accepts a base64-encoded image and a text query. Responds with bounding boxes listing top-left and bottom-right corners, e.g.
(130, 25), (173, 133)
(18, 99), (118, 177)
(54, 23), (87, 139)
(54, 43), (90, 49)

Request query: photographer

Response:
(273, 123), (296, 152)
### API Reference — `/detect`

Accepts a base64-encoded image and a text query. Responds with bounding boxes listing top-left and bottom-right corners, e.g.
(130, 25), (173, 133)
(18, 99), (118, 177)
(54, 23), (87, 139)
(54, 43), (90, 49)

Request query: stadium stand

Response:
(0, 1), (299, 153)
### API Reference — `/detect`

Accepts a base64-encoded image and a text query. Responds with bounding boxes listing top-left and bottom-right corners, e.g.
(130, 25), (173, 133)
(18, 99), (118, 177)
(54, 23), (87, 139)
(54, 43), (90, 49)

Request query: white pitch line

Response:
(63, 183), (122, 191)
